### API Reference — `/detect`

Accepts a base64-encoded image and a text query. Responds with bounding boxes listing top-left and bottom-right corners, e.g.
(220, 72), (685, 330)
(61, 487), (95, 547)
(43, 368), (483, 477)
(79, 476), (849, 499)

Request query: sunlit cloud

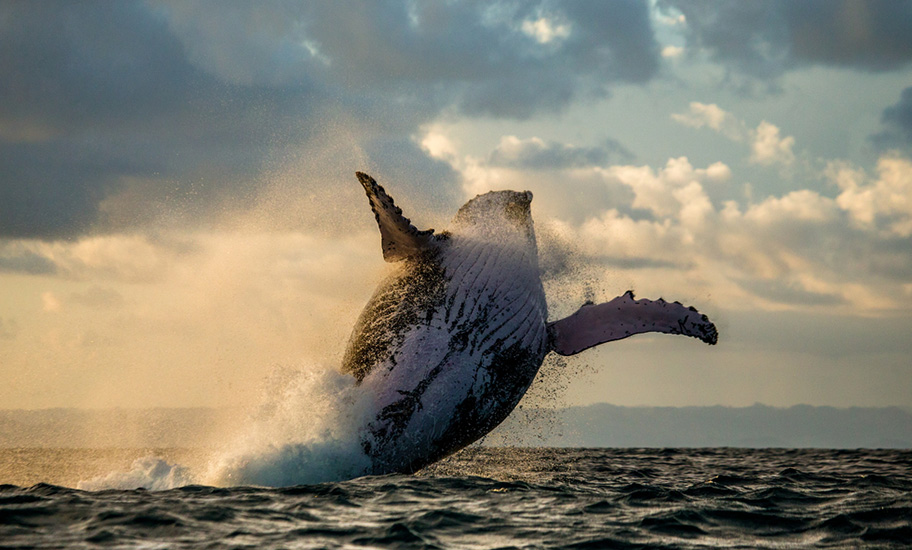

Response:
(421, 122), (912, 317)
(828, 154), (912, 236)
(672, 103), (797, 166)
(750, 121), (796, 166)
(520, 16), (571, 45)
(671, 102), (746, 141)
(661, 45), (684, 59)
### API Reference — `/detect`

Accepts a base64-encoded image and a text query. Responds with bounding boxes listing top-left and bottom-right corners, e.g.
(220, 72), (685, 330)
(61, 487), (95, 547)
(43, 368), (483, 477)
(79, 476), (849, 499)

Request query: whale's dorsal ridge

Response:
(356, 172), (438, 262)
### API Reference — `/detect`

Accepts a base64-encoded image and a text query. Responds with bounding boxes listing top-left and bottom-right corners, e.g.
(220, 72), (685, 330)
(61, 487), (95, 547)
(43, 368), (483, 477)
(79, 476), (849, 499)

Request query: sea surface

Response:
(1, 447), (910, 549)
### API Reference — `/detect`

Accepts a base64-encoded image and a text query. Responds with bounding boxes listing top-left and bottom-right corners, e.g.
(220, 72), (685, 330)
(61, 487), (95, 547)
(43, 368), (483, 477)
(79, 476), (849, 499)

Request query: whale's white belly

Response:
(357, 234), (548, 473)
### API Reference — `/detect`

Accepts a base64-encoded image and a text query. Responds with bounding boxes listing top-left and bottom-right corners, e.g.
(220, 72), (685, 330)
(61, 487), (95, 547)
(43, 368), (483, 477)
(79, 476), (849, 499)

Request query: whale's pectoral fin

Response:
(356, 172), (438, 262)
(547, 290), (718, 356)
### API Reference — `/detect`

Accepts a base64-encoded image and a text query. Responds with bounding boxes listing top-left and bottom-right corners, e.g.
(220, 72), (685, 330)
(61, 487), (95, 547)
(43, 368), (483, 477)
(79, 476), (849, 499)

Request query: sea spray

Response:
(77, 363), (376, 490)
(202, 363), (374, 487)
(76, 456), (194, 491)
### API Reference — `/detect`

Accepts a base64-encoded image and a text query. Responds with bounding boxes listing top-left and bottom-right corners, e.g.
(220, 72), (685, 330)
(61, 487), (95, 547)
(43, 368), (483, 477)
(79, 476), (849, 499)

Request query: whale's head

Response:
(451, 190), (535, 241)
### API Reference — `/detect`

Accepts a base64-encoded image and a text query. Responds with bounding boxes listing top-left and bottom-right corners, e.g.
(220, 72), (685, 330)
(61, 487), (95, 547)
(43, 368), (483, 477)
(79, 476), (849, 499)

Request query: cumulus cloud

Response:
(425, 110), (910, 314)
(600, 157), (728, 224)
(659, 0), (912, 78)
(828, 155), (912, 236)
(750, 121), (796, 166)
(671, 102), (746, 140)
(743, 190), (837, 225)
(424, 127), (912, 314)
(672, 103), (797, 166)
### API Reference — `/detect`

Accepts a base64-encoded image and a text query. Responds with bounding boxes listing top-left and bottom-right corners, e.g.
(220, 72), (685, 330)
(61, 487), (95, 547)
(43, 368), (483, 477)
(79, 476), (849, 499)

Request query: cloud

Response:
(872, 86), (912, 148)
(736, 278), (846, 307)
(488, 135), (632, 170)
(0, 235), (191, 284)
(521, 16), (571, 45)
(425, 126), (912, 314)
(661, 45), (684, 59)
(0, 2), (312, 238)
(743, 190), (837, 225)
(750, 121), (796, 165)
(0, 246), (58, 275)
(671, 102), (746, 140)
(600, 157), (728, 222)
(828, 154), (912, 236)
(659, 0), (912, 78)
(0, 0), (662, 240)
(672, 103), (797, 165)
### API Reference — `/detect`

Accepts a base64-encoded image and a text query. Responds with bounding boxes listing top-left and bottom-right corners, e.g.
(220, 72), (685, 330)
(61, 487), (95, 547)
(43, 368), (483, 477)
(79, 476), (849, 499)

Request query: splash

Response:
(203, 364), (374, 487)
(77, 456), (193, 491)
(77, 363), (377, 490)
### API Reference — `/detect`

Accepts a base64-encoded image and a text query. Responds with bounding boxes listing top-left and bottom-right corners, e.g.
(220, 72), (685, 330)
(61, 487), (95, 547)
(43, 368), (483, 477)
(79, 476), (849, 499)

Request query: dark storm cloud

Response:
(0, 0), (660, 239)
(659, 0), (912, 78)
(872, 87), (912, 148)
(0, 1), (317, 238)
(293, 1), (659, 117)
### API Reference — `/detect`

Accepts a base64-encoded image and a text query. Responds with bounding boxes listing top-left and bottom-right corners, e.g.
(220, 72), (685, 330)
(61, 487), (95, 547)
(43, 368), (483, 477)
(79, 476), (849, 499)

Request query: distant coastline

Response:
(2, 404), (910, 449)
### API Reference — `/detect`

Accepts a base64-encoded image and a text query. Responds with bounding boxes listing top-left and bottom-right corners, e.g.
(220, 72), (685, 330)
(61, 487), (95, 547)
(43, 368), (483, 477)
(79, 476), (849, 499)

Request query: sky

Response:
(1, 0), (911, 411)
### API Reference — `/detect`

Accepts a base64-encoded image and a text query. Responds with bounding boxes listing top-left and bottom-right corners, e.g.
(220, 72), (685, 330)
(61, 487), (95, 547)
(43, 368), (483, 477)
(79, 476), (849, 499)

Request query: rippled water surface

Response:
(2, 448), (910, 549)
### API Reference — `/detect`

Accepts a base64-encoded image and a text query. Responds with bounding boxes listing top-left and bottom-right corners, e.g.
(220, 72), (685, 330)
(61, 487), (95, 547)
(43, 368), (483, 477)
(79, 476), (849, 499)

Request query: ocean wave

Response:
(3, 447), (910, 548)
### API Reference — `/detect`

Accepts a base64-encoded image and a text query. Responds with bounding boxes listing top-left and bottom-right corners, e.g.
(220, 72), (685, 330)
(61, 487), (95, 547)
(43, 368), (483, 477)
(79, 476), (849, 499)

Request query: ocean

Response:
(1, 447), (910, 549)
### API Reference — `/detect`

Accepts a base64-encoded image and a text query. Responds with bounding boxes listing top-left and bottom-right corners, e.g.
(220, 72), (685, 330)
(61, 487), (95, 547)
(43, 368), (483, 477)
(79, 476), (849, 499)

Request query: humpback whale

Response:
(345, 172), (717, 475)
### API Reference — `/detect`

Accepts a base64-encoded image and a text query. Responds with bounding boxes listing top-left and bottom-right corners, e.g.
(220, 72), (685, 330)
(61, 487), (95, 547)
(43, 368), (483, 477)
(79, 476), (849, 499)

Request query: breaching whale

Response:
(344, 172), (717, 475)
